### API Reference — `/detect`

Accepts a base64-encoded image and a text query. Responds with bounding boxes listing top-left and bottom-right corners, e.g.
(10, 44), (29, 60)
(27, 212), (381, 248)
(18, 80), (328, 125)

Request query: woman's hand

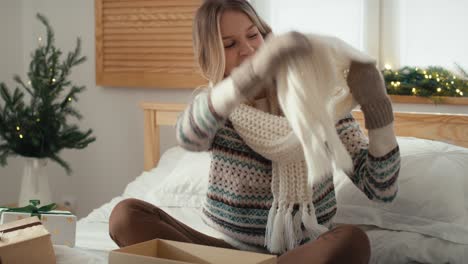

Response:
(230, 31), (313, 101)
(346, 61), (394, 129)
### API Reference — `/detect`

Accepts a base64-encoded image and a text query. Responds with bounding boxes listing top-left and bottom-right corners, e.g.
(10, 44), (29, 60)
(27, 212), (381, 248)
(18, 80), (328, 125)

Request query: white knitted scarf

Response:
(229, 34), (375, 254)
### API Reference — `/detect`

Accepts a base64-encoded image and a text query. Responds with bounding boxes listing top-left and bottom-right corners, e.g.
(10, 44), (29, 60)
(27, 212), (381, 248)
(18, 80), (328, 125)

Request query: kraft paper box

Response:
(0, 216), (56, 264)
(109, 239), (277, 264)
(0, 209), (76, 247)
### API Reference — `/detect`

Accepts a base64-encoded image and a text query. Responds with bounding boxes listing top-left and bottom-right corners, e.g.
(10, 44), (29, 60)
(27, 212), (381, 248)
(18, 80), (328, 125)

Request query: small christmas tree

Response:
(0, 13), (95, 174)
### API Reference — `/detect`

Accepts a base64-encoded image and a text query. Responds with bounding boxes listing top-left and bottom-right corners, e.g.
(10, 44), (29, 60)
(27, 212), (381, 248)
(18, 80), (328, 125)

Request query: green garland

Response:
(382, 64), (468, 98)
(0, 14), (95, 174)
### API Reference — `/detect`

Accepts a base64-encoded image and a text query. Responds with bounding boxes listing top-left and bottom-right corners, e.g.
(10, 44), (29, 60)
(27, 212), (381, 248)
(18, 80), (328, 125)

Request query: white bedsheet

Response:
(57, 139), (468, 263)
(63, 199), (468, 264)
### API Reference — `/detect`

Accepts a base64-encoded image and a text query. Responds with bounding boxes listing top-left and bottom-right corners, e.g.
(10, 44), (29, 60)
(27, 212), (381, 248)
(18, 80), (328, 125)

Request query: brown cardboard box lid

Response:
(0, 216), (47, 246)
(0, 216), (56, 264)
(109, 239), (276, 264)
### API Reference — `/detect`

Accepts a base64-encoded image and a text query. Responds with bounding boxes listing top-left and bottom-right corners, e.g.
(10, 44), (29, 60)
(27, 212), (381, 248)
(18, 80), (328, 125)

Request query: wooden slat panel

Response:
(104, 67), (198, 73)
(103, 7), (196, 15)
(105, 53), (194, 61)
(104, 47), (194, 54)
(103, 40), (192, 48)
(103, 60), (196, 68)
(104, 34), (192, 41)
(103, 27), (192, 34)
(104, 0), (200, 9)
(95, 0), (104, 85)
(103, 13), (194, 22)
(103, 20), (192, 28)
(96, 0), (204, 88)
(100, 72), (206, 88)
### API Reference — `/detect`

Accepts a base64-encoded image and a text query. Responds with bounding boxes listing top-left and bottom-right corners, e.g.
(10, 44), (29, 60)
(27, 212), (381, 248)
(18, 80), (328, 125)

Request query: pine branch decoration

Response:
(382, 65), (468, 99)
(0, 13), (96, 174)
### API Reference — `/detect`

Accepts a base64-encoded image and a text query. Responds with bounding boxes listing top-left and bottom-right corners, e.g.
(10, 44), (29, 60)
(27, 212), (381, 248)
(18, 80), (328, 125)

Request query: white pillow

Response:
(82, 147), (187, 222)
(130, 137), (468, 245)
(143, 150), (211, 208)
(122, 146), (187, 199)
(334, 137), (468, 244)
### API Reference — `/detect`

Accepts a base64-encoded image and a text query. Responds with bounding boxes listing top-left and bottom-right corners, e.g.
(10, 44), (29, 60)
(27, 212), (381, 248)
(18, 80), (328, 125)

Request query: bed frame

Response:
(141, 102), (468, 171)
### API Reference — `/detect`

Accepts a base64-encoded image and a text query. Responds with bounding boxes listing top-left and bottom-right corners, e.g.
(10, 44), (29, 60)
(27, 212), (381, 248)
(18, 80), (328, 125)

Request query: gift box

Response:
(109, 239), (277, 264)
(0, 216), (56, 264)
(0, 201), (76, 247)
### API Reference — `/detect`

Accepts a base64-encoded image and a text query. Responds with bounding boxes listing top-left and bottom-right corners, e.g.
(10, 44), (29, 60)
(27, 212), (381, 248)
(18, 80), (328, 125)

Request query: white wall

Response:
(0, 0), (193, 218)
(0, 0), (24, 206)
(398, 0), (468, 71)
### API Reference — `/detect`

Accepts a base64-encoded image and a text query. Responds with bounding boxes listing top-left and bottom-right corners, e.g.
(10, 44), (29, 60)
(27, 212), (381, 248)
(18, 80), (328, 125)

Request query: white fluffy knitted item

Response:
(229, 34), (375, 254)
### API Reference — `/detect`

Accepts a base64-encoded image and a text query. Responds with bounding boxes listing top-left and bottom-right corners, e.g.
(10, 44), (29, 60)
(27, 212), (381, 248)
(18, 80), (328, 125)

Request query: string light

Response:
(36, 118), (40, 122)
(16, 126), (20, 131)
(384, 64), (392, 70)
(52, 78), (56, 83)
(384, 66), (467, 97)
(19, 134), (23, 139)
(68, 97), (72, 102)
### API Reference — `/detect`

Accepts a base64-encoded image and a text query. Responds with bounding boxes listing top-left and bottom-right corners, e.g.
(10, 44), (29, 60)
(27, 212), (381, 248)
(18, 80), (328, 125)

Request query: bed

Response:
(62, 103), (468, 264)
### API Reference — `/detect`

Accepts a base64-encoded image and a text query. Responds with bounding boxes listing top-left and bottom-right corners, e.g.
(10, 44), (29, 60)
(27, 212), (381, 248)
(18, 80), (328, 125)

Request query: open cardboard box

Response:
(0, 216), (56, 264)
(109, 239), (277, 264)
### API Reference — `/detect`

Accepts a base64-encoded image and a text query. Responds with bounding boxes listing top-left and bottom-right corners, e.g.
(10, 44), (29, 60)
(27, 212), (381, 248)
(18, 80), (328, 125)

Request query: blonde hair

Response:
(192, 0), (272, 87)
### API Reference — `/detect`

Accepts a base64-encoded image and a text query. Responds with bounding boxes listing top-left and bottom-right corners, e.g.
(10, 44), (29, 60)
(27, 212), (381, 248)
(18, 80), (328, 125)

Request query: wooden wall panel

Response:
(95, 0), (206, 88)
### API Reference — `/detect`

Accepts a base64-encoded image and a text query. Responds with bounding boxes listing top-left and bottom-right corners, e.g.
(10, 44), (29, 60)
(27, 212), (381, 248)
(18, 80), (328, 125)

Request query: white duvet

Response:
(58, 137), (468, 264)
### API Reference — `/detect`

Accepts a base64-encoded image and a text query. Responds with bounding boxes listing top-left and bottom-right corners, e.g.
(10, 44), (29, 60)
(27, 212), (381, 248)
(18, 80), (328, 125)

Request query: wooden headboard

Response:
(141, 102), (468, 171)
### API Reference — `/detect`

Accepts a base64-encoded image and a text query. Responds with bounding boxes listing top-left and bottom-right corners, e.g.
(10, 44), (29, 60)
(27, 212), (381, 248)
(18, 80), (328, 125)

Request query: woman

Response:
(109, 1), (400, 263)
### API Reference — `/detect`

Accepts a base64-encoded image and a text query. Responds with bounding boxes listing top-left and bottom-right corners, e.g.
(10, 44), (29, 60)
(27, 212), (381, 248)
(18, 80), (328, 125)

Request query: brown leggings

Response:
(109, 198), (370, 264)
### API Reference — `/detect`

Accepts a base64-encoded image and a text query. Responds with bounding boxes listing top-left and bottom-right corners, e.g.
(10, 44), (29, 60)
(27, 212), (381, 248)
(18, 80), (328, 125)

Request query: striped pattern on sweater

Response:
(176, 92), (401, 250)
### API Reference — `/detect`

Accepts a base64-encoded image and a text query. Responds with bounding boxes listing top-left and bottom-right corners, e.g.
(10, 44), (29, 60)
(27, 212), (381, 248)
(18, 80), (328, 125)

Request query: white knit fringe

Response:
(269, 203), (286, 253)
(301, 202), (329, 239)
(264, 200), (277, 248)
(265, 202), (329, 253)
(284, 204), (300, 251)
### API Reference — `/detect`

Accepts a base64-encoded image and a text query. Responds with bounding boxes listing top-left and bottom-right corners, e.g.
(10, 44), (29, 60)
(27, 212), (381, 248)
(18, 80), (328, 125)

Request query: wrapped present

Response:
(109, 239), (277, 264)
(0, 200), (76, 247)
(0, 216), (56, 264)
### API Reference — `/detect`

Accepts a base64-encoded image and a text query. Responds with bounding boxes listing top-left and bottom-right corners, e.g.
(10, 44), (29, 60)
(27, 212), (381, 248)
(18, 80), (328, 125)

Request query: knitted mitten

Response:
(211, 31), (312, 118)
(346, 61), (394, 129)
(230, 31), (312, 100)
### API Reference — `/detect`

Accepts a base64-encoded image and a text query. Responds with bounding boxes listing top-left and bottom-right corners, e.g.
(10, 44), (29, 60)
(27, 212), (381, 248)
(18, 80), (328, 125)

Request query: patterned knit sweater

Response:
(176, 91), (400, 250)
